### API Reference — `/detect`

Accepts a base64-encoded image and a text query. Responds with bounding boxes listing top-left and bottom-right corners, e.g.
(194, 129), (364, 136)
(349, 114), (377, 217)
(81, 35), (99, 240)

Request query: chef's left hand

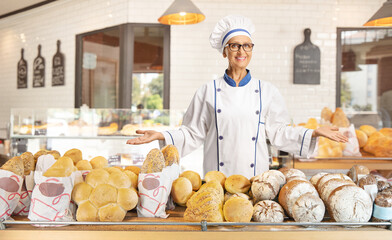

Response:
(312, 126), (348, 143)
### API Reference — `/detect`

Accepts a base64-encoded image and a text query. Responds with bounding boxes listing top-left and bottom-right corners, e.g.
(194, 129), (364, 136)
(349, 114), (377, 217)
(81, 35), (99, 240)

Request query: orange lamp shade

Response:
(364, 0), (392, 26)
(158, 0), (205, 25)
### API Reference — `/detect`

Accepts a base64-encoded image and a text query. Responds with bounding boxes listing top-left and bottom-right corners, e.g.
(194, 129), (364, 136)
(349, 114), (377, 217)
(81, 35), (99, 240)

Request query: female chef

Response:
(127, 15), (348, 179)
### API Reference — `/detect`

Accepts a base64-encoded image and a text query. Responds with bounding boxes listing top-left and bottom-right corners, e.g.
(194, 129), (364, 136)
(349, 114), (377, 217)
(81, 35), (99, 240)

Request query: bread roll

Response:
(197, 180), (224, 202)
(278, 179), (318, 218)
(72, 182), (93, 205)
(76, 200), (99, 221)
(292, 193), (325, 222)
(1, 156), (24, 176)
(180, 170), (202, 191)
(359, 125), (377, 137)
(253, 200), (284, 223)
(124, 170), (138, 189)
(63, 148), (83, 164)
(76, 160), (93, 170)
(108, 171), (131, 188)
(304, 118), (318, 130)
(20, 152), (34, 175)
(141, 148), (165, 173)
(380, 128), (392, 138)
(225, 175), (251, 194)
(90, 156), (108, 169)
(98, 203), (126, 222)
(105, 167), (122, 175)
(43, 156), (74, 177)
(117, 187), (138, 211)
(224, 192), (251, 203)
(204, 171), (226, 188)
(86, 169), (110, 188)
(33, 150), (48, 163)
(47, 150), (61, 159)
(309, 172), (328, 187)
(316, 173), (352, 191)
(327, 185), (372, 222)
(321, 107), (333, 123)
(355, 129), (368, 148)
(89, 183), (117, 208)
(161, 144), (180, 166)
(331, 107), (350, 127)
(171, 177), (193, 206)
(223, 197), (253, 222)
(358, 174), (377, 189)
(251, 173), (280, 201)
(363, 132), (392, 157)
(124, 165), (140, 176)
(318, 178), (355, 201)
(347, 165), (370, 184)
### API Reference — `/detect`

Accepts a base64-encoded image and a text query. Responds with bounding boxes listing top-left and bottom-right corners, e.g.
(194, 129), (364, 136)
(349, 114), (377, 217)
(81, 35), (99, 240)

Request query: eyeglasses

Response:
(225, 43), (254, 52)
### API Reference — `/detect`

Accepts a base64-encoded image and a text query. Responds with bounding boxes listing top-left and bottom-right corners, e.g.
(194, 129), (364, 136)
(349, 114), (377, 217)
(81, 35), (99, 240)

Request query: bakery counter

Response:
(2, 207), (391, 240)
(293, 157), (392, 171)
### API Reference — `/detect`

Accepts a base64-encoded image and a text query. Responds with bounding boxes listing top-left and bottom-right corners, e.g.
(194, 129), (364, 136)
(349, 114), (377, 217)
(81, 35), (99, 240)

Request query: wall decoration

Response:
(17, 48), (28, 89)
(52, 40), (65, 86)
(293, 28), (320, 85)
(33, 44), (45, 87)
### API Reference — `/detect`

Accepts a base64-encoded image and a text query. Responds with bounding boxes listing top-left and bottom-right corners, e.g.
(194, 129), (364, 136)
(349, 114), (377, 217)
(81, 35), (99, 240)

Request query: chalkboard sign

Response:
(33, 45), (45, 87)
(52, 40), (65, 86)
(293, 28), (320, 85)
(17, 48), (28, 89)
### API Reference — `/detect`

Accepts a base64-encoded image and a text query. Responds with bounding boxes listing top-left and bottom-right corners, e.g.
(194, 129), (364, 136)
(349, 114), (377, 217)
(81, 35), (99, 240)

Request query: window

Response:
(75, 24), (170, 109)
(337, 28), (392, 128)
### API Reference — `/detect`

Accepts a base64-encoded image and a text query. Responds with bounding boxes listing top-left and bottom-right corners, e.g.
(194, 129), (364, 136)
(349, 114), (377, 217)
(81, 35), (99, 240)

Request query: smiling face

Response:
(223, 35), (253, 71)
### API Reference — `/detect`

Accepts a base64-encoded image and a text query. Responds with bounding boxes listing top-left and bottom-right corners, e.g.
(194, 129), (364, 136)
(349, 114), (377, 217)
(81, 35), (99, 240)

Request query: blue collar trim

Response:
(223, 69), (251, 87)
(222, 29), (251, 45)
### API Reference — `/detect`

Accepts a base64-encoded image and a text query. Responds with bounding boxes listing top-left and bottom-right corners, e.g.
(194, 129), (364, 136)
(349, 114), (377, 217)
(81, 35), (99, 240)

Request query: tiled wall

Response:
(0, 0), (385, 129)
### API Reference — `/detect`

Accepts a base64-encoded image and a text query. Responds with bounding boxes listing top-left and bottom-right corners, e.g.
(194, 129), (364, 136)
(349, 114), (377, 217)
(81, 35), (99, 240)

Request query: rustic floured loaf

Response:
(279, 168), (306, 180)
(310, 172), (328, 187)
(318, 178), (355, 202)
(347, 165), (370, 184)
(251, 173), (280, 201)
(292, 193), (325, 222)
(253, 200), (284, 223)
(316, 173), (352, 191)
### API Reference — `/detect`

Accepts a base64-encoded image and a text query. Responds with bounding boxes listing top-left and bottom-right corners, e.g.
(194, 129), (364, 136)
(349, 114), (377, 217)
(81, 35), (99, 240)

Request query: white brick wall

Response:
(0, 0), (385, 129)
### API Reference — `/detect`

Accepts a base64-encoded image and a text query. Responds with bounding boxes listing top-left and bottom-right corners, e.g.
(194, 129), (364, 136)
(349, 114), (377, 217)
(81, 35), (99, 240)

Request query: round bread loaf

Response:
(358, 174), (377, 189)
(108, 171), (132, 188)
(223, 197), (253, 222)
(124, 166), (140, 176)
(90, 156), (108, 169)
(359, 125), (377, 137)
(117, 187), (138, 211)
(316, 173), (352, 191)
(278, 179), (318, 218)
(279, 168), (306, 180)
(204, 171), (226, 188)
(86, 169), (110, 188)
(224, 192), (251, 203)
(319, 178), (355, 201)
(63, 148), (83, 164)
(225, 175), (251, 194)
(72, 182), (93, 205)
(253, 200), (284, 223)
(327, 185), (372, 222)
(355, 129), (368, 148)
(251, 174), (280, 201)
(89, 184), (117, 208)
(1, 156), (24, 176)
(171, 177), (194, 206)
(161, 144), (180, 166)
(124, 170), (138, 189)
(47, 150), (61, 159)
(76, 160), (93, 170)
(292, 193), (325, 222)
(264, 170), (286, 187)
(287, 176), (307, 183)
(98, 203), (126, 222)
(141, 148), (165, 173)
(33, 150), (48, 163)
(180, 170), (202, 191)
(321, 107), (333, 123)
(347, 165), (370, 184)
(310, 172), (328, 187)
(20, 152), (34, 175)
(76, 200), (99, 221)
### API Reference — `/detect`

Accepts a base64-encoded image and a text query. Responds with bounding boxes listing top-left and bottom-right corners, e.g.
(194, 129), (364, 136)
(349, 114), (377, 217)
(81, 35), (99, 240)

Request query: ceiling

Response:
(0, 0), (53, 18)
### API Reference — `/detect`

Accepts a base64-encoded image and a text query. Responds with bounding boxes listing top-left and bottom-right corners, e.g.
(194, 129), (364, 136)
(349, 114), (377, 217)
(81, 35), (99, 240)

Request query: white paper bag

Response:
(340, 124), (362, 157)
(0, 169), (24, 220)
(13, 172), (34, 216)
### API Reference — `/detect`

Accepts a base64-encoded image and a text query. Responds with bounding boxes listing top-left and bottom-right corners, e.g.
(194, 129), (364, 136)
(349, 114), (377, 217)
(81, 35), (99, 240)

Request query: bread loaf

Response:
(331, 107), (350, 127)
(47, 150), (61, 159)
(377, 181), (390, 192)
(279, 168), (306, 180)
(180, 170), (201, 191)
(105, 166), (122, 175)
(117, 187), (138, 211)
(316, 173), (352, 191)
(108, 171), (132, 189)
(72, 182), (93, 205)
(85, 169), (110, 188)
(358, 174), (377, 189)
(225, 175), (251, 194)
(355, 129), (368, 148)
(292, 193), (325, 222)
(204, 171), (226, 188)
(318, 178), (355, 201)
(1, 156), (24, 176)
(76, 200), (99, 221)
(251, 173), (280, 201)
(266, 170), (286, 187)
(310, 172), (328, 187)
(20, 152), (34, 175)
(63, 148), (83, 164)
(359, 125), (377, 137)
(171, 177), (193, 206)
(224, 192), (251, 203)
(347, 165), (370, 184)
(76, 160), (93, 170)
(141, 148), (165, 173)
(123, 170), (138, 189)
(223, 197), (253, 222)
(124, 166), (140, 176)
(90, 156), (108, 169)
(33, 150), (47, 163)
(253, 200), (284, 223)
(89, 183), (117, 208)
(43, 156), (74, 177)
(321, 107), (333, 123)
(278, 179), (318, 218)
(98, 203), (126, 222)
(327, 185), (372, 222)
(161, 144), (180, 166)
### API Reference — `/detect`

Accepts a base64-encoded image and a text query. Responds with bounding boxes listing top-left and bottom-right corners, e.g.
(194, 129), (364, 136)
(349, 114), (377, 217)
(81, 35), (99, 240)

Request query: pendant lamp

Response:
(364, 0), (392, 26)
(158, 0), (205, 25)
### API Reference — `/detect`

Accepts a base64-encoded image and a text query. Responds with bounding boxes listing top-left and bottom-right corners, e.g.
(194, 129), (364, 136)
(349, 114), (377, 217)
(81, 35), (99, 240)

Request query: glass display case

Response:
(9, 107), (185, 167)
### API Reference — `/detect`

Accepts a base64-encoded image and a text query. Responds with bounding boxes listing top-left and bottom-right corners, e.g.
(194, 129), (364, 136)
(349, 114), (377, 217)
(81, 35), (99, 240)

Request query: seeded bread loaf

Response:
(141, 148), (165, 173)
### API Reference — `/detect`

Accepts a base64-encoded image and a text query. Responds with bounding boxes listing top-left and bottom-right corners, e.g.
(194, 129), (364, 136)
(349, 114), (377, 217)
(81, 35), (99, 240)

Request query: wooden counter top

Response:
(1, 207), (391, 240)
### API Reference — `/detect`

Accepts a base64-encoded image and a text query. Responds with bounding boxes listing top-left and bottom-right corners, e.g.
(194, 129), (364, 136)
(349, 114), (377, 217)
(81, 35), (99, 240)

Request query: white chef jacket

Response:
(161, 70), (316, 179)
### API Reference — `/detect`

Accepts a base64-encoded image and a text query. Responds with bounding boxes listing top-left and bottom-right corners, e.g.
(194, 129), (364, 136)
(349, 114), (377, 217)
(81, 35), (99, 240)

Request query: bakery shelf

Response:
(294, 157), (392, 170)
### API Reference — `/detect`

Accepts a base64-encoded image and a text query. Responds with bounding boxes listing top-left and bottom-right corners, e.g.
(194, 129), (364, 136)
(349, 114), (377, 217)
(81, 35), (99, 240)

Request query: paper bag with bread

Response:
(0, 156), (24, 220)
(28, 154), (78, 223)
(137, 145), (180, 218)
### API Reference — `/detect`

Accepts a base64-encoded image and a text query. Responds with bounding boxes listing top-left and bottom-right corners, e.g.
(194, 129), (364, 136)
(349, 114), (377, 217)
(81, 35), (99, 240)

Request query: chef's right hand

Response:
(126, 130), (164, 145)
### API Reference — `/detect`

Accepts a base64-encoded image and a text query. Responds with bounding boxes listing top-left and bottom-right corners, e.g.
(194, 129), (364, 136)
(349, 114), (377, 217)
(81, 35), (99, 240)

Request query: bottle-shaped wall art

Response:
(33, 44), (45, 87)
(17, 48), (28, 88)
(52, 40), (65, 86)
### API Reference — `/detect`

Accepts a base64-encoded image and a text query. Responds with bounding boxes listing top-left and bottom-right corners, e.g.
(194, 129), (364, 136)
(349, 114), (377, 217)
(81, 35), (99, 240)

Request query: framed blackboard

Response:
(293, 28), (320, 85)
(52, 40), (65, 86)
(17, 48), (28, 89)
(33, 44), (45, 87)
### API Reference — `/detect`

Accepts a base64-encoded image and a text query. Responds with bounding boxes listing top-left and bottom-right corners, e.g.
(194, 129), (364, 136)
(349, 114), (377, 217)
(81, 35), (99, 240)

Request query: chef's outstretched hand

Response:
(126, 130), (164, 145)
(312, 126), (348, 143)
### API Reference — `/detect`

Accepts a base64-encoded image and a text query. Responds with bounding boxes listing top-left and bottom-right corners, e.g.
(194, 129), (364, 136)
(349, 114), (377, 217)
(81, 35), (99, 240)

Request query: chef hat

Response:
(209, 15), (255, 53)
